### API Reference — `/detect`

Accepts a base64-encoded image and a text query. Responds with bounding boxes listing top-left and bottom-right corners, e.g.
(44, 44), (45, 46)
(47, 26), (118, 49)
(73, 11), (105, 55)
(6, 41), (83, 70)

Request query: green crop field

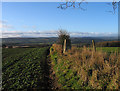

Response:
(77, 47), (120, 54)
(2, 47), (49, 90)
(96, 47), (120, 53)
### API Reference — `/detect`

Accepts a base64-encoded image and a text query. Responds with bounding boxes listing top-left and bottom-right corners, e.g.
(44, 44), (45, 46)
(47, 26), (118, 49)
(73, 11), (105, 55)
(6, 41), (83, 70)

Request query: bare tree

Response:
(57, 0), (88, 10)
(106, 0), (118, 14)
(57, 29), (71, 51)
(58, 0), (118, 14)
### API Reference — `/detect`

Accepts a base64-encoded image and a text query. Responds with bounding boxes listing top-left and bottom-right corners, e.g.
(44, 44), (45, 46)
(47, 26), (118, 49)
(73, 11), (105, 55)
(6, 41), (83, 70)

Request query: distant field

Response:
(77, 47), (120, 53)
(2, 47), (49, 89)
(96, 47), (120, 53)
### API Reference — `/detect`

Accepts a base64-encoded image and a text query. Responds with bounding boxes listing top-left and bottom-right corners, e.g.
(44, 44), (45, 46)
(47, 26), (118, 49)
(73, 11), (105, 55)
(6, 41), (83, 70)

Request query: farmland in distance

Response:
(2, 38), (120, 90)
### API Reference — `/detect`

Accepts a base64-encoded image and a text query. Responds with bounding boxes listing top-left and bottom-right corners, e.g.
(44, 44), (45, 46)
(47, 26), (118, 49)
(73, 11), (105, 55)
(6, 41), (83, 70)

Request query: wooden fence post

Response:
(92, 40), (96, 52)
(92, 40), (96, 58)
(63, 39), (66, 54)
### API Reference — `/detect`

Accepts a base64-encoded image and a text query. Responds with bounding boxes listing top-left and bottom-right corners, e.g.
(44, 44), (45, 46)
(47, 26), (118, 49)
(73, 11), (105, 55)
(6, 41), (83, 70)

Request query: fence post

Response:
(63, 39), (66, 54)
(92, 40), (96, 58)
(92, 40), (96, 52)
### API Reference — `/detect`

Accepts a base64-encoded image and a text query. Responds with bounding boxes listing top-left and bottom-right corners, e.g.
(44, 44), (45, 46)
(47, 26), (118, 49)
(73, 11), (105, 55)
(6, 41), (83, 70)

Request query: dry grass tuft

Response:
(51, 43), (120, 89)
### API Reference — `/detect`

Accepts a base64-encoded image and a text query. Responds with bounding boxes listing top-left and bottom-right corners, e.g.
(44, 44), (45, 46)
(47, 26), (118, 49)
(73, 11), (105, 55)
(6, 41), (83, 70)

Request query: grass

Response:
(50, 44), (120, 90)
(77, 47), (120, 53)
(96, 47), (119, 53)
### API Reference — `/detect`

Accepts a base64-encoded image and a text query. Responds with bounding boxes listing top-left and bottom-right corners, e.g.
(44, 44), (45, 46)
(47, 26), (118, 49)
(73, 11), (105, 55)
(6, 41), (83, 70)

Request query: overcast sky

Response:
(1, 2), (118, 38)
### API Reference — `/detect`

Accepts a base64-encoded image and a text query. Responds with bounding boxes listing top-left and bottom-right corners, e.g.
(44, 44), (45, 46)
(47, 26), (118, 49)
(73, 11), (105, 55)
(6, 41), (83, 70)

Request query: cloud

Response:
(1, 30), (118, 38)
(0, 20), (7, 24)
(0, 25), (14, 29)
(0, 20), (14, 29)
(70, 32), (118, 37)
(1, 30), (58, 38)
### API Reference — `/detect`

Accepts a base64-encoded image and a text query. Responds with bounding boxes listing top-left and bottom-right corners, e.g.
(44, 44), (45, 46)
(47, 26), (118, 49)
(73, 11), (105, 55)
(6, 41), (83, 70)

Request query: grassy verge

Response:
(50, 44), (120, 89)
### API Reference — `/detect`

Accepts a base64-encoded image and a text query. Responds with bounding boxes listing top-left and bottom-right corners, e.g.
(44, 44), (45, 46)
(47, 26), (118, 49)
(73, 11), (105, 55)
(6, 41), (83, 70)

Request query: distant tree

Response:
(2, 44), (6, 48)
(57, 29), (71, 50)
(8, 45), (13, 48)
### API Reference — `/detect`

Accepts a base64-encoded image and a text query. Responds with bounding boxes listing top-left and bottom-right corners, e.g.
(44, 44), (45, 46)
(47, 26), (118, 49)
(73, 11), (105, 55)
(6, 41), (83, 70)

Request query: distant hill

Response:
(2, 37), (57, 46)
(95, 41), (120, 47)
(2, 37), (118, 46)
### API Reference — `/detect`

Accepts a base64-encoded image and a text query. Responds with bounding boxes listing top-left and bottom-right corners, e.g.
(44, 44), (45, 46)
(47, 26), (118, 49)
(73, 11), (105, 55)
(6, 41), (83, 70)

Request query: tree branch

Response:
(58, 0), (117, 14)
(57, 0), (88, 10)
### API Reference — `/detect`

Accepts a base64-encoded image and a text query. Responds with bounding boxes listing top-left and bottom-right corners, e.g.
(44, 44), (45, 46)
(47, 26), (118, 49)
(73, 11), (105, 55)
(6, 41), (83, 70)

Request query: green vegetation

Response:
(2, 42), (120, 90)
(2, 47), (49, 90)
(96, 47), (119, 53)
(50, 44), (120, 89)
(77, 47), (120, 54)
